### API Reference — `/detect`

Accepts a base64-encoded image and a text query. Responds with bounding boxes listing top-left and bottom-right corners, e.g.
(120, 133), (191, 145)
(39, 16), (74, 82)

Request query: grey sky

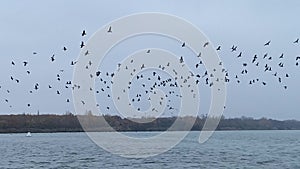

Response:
(0, 0), (300, 120)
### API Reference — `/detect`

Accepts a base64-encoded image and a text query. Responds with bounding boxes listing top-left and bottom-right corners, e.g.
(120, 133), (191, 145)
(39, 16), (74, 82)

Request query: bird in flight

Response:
(264, 40), (271, 46)
(23, 61), (28, 66)
(84, 50), (89, 56)
(279, 53), (284, 59)
(203, 42), (209, 48)
(182, 42), (185, 47)
(51, 55), (55, 62)
(231, 45), (237, 52)
(63, 47), (67, 51)
(278, 62), (284, 68)
(81, 30), (86, 36)
(294, 38), (299, 43)
(108, 26), (112, 33)
(80, 41), (85, 48)
(179, 56), (184, 63)
(71, 61), (77, 65)
(197, 52), (201, 58)
(96, 71), (101, 77)
(237, 52), (242, 58)
(252, 55), (257, 63)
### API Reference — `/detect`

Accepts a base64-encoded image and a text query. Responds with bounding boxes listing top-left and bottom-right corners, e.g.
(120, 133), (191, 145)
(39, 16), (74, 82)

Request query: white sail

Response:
(26, 132), (32, 137)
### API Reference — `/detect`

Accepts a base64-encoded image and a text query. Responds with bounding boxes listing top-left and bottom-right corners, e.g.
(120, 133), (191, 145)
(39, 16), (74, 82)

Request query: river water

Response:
(0, 130), (299, 169)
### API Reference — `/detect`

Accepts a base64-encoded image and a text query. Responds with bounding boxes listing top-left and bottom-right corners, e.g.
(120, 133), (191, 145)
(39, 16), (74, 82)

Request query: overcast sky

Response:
(0, 0), (300, 120)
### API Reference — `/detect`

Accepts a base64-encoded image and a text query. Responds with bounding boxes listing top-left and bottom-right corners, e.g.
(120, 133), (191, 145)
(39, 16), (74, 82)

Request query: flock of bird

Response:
(216, 38), (300, 89)
(95, 67), (183, 115)
(221, 39), (300, 90)
(1, 27), (299, 116)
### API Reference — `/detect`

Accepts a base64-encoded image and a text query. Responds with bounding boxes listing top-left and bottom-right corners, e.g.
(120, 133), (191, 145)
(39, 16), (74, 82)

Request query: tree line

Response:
(0, 113), (300, 133)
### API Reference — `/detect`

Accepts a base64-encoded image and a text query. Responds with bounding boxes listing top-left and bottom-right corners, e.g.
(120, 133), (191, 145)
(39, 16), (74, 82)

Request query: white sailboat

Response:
(26, 132), (32, 137)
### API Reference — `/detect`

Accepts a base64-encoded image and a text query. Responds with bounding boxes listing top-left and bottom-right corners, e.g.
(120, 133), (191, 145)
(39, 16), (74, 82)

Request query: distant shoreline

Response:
(1, 114), (300, 133)
(1, 129), (300, 135)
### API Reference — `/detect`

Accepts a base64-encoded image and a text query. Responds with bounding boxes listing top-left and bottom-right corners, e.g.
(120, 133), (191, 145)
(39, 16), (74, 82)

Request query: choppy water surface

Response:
(0, 131), (299, 169)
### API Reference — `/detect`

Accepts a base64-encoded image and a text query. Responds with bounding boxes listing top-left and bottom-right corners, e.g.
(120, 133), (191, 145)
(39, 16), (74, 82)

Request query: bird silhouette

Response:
(179, 56), (184, 63)
(231, 45), (237, 52)
(81, 30), (86, 36)
(279, 53), (284, 59)
(294, 38), (299, 43)
(197, 52), (201, 58)
(237, 52), (242, 58)
(182, 42), (185, 47)
(71, 61), (77, 65)
(107, 26), (112, 33)
(278, 62), (284, 67)
(96, 71), (101, 77)
(252, 55), (257, 63)
(80, 41), (85, 48)
(203, 42), (209, 48)
(23, 61), (28, 66)
(51, 55), (55, 62)
(84, 50), (89, 56)
(264, 40), (271, 46)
